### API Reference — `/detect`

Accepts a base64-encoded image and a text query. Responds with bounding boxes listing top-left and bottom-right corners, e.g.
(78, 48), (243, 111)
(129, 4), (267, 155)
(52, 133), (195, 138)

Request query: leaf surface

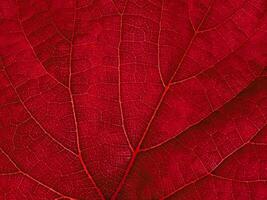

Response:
(1, 0), (267, 199)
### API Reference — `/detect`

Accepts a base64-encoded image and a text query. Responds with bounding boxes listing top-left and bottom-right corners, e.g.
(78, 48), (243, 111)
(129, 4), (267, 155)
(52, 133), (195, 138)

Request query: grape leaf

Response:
(1, 0), (267, 199)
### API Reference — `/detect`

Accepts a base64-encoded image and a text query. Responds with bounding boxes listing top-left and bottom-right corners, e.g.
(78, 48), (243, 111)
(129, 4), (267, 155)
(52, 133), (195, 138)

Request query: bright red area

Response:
(1, 0), (267, 199)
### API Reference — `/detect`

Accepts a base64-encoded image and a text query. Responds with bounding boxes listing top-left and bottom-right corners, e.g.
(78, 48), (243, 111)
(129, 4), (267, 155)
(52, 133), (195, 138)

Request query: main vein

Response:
(111, 1), (214, 198)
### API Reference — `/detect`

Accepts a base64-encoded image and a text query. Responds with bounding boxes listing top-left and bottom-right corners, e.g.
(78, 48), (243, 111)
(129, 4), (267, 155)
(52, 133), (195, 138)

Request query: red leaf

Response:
(1, 0), (267, 199)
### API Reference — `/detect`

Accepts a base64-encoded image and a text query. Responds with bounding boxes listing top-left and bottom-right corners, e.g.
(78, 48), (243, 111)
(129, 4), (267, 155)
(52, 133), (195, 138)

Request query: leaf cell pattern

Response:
(1, 0), (267, 199)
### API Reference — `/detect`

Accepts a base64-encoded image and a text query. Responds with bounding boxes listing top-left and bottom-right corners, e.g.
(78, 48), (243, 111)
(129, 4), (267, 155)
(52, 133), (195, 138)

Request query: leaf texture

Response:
(1, 0), (267, 199)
